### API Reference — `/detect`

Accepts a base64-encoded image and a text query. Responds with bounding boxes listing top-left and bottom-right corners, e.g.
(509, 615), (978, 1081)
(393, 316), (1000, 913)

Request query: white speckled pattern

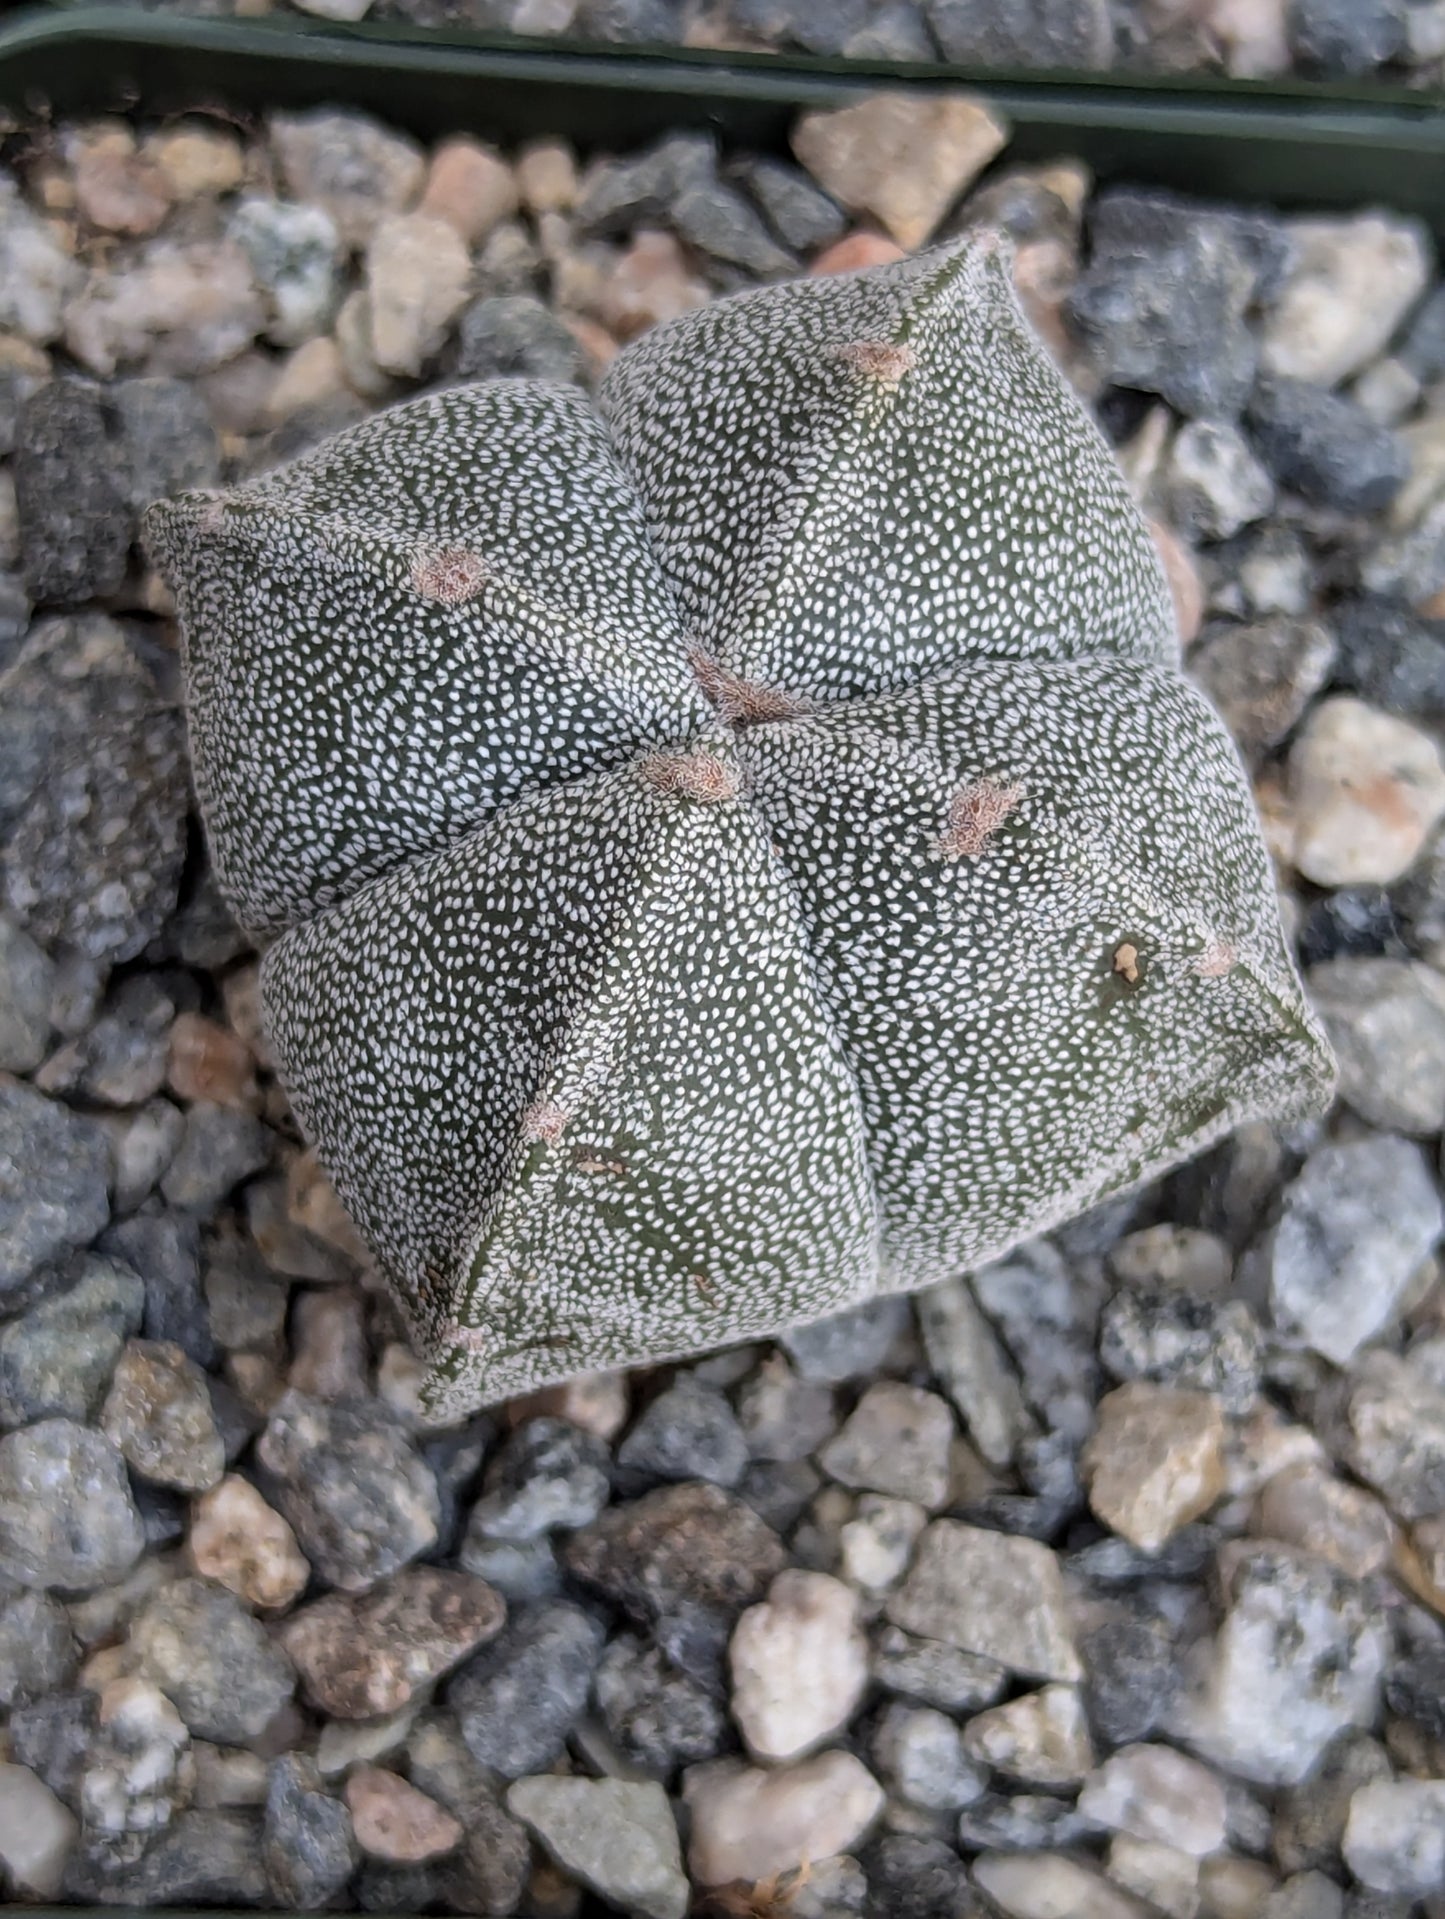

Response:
(145, 236), (1335, 1419)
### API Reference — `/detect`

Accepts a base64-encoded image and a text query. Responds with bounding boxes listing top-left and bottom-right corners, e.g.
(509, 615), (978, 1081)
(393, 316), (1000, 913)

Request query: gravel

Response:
(278, 1566), (505, 1718)
(446, 1598), (605, 1777)
(0, 1078), (110, 1295)
(0, 1253), (144, 1427)
(262, 1753), (358, 1910)
(255, 1390), (441, 1592)
(1247, 375), (1409, 515)
(126, 1575), (296, 1743)
(4, 81), (1445, 1919)
(617, 1374), (750, 1488)
(0, 1418), (144, 1591)
(0, 614), (187, 963)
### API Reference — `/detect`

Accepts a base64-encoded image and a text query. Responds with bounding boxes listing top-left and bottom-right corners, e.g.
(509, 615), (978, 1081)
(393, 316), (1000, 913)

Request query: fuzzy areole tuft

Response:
(145, 235), (1336, 1420)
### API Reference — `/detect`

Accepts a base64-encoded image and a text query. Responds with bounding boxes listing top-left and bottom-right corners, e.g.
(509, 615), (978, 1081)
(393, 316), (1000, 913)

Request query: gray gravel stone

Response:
(100, 1337), (225, 1491)
(871, 1623), (1008, 1714)
(45, 951), (106, 1043)
(1190, 616), (1336, 759)
(76, 1674), (194, 1865)
(956, 1791), (1096, 1851)
(452, 292), (584, 384)
(1078, 1605), (1181, 1748)
(1247, 376), (1408, 516)
(63, 1807), (268, 1905)
(1266, 1133), (1442, 1364)
(0, 575), (31, 676)
(228, 198), (342, 347)
(618, 1375), (750, 1489)
(448, 1599), (605, 1777)
(1167, 419), (1275, 542)
(972, 1240), (1102, 1444)
(870, 1701), (988, 1813)
(926, 0), (1112, 66)
(1332, 598), (1445, 716)
(671, 177), (795, 277)
(736, 1354), (836, 1463)
(0, 615), (187, 963)
(574, 130), (715, 236)
(507, 1774), (688, 1919)
(0, 367), (41, 460)
(916, 1275), (1036, 1471)
(202, 1228), (289, 1354)
(37, 977), (176, 1110)
(1384, 1644), (1445, 1741)
(108, 376), (220, 516)
(886, 1521), (1081, 1683)
(256, 1390), (441, 1593)
(1289, 0), (1408, 73)
(0, 1419), (143, 1591)
(1098, 1287), (1261, 1414)
(0, 913), (52, 1073)
(0, 1252), (144, 1426)
(820, 1382), (954, 1508)
(102, 1210), (213, 1369)
(128, 1575), (295, 1743)
(593, 1633), (727, 1779)
(8, 1686), (95, 1808)
(0, 1077), (110, 1297)
(1068, 190), (1280, 419)
(263, 1753), (359, 1910)
(1307, 956), (1445, 1133)
(159, 1102), (273, 1213)
(466, 1415), (610, 1541)
(13, 380), (129, 604)
(269, 109), (424, 250)
(735, 156), (845, 254)
(0, 1588), (75, 1708)
(722, 0), (873, 53)
(1172, 1544), (1388, 1785)
(738, 1457), (822, 1534)
(1337, 1349), (1445, 1521)
(458, 1531), (560, 1602)
(782, 1295), (912, 1383)
(861, 1833), (972, 1919)
(1274, 1730), (1391, 1875)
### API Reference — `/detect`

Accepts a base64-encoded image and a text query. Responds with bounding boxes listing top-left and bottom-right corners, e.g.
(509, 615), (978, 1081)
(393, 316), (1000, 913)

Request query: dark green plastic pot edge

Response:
(3, 3), (1445, 232)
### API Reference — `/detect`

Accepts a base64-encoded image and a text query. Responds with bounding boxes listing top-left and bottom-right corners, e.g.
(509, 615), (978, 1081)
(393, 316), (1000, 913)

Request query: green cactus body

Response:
(145, 237), (1336, 1420)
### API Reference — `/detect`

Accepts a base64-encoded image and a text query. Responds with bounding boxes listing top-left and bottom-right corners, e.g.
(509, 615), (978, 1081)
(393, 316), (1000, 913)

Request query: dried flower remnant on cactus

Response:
(144, 235), (1336, 1419)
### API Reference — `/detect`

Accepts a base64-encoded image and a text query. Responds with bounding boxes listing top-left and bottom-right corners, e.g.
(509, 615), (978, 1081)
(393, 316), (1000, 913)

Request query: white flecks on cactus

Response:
(144, 235), (1336, 1416)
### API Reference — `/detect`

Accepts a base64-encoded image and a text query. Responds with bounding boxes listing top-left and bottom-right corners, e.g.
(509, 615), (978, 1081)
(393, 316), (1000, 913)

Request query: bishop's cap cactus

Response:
(145, 236), (1337, 1421)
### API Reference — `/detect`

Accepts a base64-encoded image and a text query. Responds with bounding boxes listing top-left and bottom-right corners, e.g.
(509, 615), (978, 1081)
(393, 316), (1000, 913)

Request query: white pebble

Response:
(729, 1570), (868, 1763)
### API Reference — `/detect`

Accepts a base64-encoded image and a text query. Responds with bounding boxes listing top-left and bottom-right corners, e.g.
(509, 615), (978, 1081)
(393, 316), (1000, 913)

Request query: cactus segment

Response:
(598, 238), (1179, 707)
(146, 383), (710, 937)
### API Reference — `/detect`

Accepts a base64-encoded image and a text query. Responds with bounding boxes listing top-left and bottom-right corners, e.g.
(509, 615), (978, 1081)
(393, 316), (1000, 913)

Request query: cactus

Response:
(145, 236), (1335, 1420)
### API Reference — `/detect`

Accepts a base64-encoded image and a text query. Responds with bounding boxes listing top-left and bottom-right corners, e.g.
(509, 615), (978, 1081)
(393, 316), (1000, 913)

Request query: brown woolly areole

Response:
(407, 546), (491, 605)
(831, 340), (920, 388)
(689, 646), (811, 726)
(637, 747), (744, 803)
(933, 777), (1027, 859)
